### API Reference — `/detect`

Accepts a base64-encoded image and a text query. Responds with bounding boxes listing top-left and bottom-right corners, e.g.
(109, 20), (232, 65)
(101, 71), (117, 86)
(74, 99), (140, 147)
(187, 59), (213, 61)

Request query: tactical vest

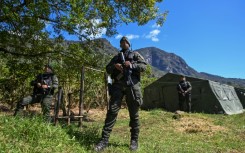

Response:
(33, 73), (55, 95)
(111, 50), (140, 82)
(178, 81), (191, 94)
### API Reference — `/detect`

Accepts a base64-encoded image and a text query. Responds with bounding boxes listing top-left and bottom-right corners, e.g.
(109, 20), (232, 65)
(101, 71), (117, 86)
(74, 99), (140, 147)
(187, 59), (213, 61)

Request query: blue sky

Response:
(103, 0), (245, 79)
(62, 0), (245, 79)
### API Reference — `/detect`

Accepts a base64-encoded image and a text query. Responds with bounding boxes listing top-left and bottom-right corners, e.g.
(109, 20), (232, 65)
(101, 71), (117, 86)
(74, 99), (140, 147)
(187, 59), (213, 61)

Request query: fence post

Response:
(67, 92), (72, 125)
(54, 86), (63, 126)
(79, 66), (85, 128)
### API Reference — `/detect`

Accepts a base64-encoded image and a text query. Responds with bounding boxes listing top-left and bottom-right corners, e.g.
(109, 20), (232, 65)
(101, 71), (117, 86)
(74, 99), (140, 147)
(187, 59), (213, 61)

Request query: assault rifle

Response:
(119, 52), (134, 87)
(178, 84), (186, 96)
(31, 74), (49, 95)
(118, 52), (135, 100)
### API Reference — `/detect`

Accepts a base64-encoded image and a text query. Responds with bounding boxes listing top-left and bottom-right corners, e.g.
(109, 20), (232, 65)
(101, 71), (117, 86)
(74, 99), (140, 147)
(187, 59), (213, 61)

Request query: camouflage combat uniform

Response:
(14, 72), (58, 121)
(95, 45), (147, 151)
(102, 49), (146, 140)
(177, 79), (192, 112)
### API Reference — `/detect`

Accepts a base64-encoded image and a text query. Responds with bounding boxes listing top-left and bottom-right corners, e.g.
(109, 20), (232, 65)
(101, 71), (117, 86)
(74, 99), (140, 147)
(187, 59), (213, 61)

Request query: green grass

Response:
(0, 109), (245, 153)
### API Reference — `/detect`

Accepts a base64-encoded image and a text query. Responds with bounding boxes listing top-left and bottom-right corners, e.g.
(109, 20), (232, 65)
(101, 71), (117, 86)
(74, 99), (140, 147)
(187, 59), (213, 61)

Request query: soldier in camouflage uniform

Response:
(177, 75), (192, 113)
(94, 36), (147, 152)
(14, 65), (58, 122)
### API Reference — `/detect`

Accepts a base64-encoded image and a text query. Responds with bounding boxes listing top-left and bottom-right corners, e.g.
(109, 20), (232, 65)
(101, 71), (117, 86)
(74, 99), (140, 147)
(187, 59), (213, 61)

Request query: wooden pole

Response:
(54, 87), (62, 126)
(67, 93), (71, 125)
(79, 66), (85, 128)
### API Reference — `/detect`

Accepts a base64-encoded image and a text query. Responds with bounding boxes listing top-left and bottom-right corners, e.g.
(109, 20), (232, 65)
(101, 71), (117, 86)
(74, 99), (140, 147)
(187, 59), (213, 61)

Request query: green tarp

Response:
(142, 73), (244, 115)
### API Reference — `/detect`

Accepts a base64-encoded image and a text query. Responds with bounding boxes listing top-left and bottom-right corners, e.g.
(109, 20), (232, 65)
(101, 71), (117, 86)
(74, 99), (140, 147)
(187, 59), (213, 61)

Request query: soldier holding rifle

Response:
(177, 75), (192, 113)
(14, 65), (58, 122)
(94, 36), (147, 152)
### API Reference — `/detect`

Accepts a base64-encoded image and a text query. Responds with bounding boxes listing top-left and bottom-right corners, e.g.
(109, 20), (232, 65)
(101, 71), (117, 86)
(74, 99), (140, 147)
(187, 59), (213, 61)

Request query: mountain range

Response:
(93, 38), (245, 88)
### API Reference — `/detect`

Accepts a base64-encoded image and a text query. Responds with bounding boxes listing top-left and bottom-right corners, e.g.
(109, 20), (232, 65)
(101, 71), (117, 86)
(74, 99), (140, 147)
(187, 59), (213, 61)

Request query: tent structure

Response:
(142, 73), (244, 115)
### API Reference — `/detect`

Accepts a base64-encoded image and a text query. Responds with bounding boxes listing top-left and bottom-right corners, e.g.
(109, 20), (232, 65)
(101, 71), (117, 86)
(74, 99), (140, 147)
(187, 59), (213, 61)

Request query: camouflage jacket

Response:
(177, 80), (192, 95)
(106, 49), (147, 84)
(31, 72), (58, 95)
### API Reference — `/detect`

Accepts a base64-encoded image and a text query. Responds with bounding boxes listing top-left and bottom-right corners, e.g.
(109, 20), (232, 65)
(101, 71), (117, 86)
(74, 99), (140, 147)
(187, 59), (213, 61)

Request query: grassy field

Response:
(0, 108), (245, 153)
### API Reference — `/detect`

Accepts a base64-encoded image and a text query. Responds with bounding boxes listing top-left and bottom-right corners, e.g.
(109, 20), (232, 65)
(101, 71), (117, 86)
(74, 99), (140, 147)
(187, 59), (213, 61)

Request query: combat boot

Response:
(13, 109), (23, 116)
(130, 139), (138, 151)
(94, 138), (108, 152)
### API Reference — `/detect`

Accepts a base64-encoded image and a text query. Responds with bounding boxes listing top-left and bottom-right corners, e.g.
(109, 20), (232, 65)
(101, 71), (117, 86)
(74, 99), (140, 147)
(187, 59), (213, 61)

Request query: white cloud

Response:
(152, 37), (159, 42)
(146, 29), (161, 42)
(115, 34), (123, 39)
(115, 34), (139, 40)
(125, 34), (139, 40)
(152, 23), (161, 29)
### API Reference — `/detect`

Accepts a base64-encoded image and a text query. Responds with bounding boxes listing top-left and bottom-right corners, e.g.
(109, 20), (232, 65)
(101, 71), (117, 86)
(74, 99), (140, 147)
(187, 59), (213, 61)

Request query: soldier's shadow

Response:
(65, 124), (100, 150)
(66, 125), (130, 151)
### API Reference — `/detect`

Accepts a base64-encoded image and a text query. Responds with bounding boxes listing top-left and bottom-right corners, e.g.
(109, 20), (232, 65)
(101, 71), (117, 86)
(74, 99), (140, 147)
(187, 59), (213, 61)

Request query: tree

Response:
(0, 0), (168, 107)
(0, 0), (168, 81)
(0, 0), (167, 57)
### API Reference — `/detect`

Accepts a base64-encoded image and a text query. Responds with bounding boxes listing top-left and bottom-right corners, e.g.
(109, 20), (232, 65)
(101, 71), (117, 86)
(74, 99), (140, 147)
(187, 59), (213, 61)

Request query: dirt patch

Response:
(0, 104), (14, 116)
(173, 116), (227, 135)
(0, 105), (11, 112)
(84, 108), (107, 121)
(78, 108), (129, 121)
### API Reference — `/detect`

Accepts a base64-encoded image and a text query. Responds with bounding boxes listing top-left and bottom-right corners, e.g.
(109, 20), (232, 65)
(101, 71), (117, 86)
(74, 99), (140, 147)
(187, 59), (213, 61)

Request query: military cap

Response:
(120, 36), (130, 47)
(44, 64), (53, 71)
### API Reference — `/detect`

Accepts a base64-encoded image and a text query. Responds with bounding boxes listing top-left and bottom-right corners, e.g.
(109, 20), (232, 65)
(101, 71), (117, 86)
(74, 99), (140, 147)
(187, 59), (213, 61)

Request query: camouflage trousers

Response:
(14, 94), (53, 121)
(101, 81), (143, 141)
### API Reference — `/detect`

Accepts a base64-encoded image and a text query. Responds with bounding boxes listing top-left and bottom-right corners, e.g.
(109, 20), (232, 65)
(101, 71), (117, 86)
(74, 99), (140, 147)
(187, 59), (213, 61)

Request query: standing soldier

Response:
(94, 36), (147, 152)
(14, 65), (58, 122)
(177, 75), (192, 113)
